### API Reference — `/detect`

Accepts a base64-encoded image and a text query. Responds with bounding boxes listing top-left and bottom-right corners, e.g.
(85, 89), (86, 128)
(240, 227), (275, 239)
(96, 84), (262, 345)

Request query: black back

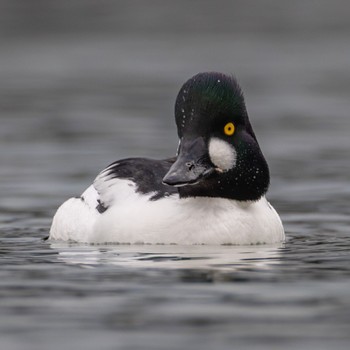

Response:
(102, 158), (178, 201)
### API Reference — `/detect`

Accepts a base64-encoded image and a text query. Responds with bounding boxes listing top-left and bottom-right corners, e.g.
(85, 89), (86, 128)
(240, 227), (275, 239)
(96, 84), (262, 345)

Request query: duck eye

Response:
(223, 122), (235, 136)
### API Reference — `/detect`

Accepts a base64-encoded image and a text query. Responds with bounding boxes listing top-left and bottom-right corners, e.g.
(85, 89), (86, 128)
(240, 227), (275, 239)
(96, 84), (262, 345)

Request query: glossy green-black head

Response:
(163, 72), (270, 201)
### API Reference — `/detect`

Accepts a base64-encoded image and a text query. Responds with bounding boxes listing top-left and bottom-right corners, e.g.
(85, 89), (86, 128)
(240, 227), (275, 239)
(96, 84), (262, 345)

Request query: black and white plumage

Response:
(49, 72), (284, 244)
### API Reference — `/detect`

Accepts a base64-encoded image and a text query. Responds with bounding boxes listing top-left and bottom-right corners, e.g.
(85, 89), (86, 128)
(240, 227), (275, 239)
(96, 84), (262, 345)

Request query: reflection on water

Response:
(50, 242), (283, 271)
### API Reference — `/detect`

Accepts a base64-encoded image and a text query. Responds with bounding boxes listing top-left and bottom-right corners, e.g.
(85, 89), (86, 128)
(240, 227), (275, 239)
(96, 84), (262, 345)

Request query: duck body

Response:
(50, 72), (285, 245)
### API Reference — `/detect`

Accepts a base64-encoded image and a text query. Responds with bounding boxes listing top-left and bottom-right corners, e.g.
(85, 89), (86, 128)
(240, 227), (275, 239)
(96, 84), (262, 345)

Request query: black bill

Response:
(162, 137), (215, 187)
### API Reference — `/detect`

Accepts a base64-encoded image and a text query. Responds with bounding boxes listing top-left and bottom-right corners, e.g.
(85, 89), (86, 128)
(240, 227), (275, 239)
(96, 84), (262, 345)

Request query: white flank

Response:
(50, 178), (285, 245)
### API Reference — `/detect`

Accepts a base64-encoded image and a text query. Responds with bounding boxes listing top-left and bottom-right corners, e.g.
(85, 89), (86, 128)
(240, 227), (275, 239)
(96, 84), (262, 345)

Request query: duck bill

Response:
(163, 137), (215, 187)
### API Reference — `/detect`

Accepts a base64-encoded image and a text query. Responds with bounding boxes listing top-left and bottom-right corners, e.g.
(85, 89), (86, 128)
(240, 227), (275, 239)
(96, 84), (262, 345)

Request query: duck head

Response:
(163, 72), (270, 201)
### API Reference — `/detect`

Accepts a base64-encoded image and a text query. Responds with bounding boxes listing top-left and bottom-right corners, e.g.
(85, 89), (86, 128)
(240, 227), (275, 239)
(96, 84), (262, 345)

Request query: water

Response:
(1, 1), (350, 349)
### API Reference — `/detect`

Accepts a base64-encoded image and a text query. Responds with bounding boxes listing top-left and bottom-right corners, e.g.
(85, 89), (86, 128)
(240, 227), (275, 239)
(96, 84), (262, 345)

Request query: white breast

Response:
(50, 179), (284, 245)
(91, 195), (284, 245)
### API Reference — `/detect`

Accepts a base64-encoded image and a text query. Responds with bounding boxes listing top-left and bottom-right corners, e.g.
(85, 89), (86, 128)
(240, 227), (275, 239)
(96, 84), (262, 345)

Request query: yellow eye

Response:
(224, 122), (235, 136)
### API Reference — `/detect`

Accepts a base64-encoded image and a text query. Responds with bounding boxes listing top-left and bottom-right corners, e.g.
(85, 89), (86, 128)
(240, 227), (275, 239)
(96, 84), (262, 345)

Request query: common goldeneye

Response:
(49, 72), (284, 245)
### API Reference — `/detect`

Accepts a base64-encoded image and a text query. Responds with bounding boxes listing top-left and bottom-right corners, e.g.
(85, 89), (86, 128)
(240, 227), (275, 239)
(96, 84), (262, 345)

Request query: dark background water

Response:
(1, 1), (350, 349)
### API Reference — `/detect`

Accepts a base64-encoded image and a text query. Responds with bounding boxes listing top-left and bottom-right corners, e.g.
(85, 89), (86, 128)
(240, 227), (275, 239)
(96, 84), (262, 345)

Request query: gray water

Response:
(1, 1), (350, 349)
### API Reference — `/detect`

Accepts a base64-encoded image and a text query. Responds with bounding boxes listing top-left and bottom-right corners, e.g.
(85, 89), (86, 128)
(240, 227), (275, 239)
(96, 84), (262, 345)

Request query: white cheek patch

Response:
(208, 137), (237, 171)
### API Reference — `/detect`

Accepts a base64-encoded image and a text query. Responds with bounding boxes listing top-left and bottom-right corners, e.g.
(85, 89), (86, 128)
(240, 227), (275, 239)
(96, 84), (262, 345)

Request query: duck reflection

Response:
(49, 242), (283, 273)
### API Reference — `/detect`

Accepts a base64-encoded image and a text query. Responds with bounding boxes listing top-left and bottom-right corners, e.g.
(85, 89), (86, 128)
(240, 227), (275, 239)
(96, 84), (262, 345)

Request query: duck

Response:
(49, 72), (284, 245)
